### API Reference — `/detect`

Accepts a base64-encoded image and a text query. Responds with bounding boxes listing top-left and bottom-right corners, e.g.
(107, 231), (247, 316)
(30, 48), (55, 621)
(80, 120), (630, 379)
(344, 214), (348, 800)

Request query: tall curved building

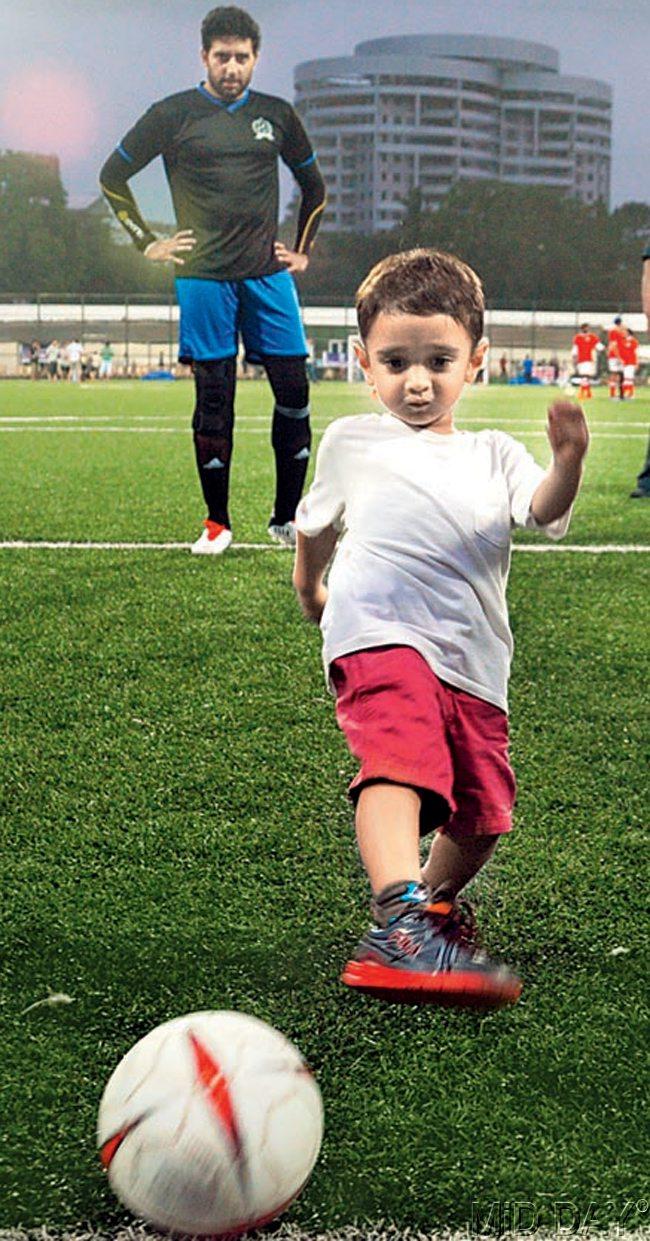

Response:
(294, 36), (612, 232)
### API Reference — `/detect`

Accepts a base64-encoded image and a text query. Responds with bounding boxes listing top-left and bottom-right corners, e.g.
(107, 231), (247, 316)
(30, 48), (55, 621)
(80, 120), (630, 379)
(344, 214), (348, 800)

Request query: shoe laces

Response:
(423, 897), (479, 951)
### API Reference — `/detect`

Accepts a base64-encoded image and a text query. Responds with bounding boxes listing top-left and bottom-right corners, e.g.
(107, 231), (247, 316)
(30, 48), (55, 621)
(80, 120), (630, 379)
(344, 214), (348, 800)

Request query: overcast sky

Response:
(1, 0), (648, 221)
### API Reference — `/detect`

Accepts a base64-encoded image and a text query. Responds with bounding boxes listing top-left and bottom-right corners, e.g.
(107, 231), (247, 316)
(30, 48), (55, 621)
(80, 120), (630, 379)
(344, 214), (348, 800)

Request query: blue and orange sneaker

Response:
(341, 894), (521, 1010)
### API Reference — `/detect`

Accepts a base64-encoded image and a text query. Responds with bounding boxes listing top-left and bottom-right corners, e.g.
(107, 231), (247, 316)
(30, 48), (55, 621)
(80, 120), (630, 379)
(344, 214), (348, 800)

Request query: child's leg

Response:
(355, 782), (422, 894)
(421, 830), (499, 899)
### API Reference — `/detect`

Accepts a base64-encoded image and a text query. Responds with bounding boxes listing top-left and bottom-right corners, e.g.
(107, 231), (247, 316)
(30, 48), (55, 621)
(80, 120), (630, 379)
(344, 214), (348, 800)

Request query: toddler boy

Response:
(293, 249), (589, 1009)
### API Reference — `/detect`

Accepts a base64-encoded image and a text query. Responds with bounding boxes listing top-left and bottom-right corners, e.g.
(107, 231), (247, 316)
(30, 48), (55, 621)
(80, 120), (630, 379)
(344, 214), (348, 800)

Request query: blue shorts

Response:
(176, 270), (308, 364)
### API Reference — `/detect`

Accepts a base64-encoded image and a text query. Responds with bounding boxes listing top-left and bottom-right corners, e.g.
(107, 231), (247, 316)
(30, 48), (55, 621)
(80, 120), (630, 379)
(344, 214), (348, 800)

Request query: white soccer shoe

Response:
(268, 520), (296, 548)
(191, 520), (233, 555)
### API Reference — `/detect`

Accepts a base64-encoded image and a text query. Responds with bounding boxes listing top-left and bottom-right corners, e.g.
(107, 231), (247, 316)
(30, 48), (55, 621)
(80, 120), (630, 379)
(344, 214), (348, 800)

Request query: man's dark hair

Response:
(356, 248), (485, 347)
(201, 6), (261, 53)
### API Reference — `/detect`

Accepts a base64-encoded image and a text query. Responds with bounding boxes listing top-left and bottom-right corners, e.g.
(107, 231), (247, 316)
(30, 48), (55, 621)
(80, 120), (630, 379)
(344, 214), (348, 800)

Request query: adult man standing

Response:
(100, 6), (326, 553)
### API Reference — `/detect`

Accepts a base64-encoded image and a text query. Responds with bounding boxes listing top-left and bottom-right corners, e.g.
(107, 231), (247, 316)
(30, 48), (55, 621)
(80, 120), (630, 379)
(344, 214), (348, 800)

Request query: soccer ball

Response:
(98, 1010), (323, 1236)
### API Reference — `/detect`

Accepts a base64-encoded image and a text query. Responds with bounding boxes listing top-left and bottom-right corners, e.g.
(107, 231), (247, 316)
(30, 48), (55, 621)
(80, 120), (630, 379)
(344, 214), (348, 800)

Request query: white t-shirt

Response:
(295, 413), (572, 712)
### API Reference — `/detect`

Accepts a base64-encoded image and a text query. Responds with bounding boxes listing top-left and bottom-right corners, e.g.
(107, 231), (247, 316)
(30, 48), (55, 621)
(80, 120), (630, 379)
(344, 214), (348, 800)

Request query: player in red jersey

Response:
(607, 317), (627, 399)
(618, 328), (639, 399)
(571, 323), (603, 400)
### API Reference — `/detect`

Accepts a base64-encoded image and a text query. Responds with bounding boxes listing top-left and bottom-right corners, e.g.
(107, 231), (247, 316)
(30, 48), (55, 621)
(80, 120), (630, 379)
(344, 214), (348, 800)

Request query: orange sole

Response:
(341, 959), (522, 1009)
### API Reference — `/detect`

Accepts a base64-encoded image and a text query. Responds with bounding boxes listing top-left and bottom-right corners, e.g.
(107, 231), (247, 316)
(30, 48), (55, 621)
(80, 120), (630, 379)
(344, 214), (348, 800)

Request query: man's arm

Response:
(530, 401), (590, 526)
(276, 106), (327, 274)
(275, 160), (327, 274)
(99, 105), (196, 265)
(293, 526), (339, 623)
(99, 146), (158, 253)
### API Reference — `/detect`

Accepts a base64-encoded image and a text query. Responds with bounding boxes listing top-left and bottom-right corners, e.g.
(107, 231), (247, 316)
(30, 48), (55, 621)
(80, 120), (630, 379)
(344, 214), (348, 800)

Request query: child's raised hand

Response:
(546, 400), (590, 466)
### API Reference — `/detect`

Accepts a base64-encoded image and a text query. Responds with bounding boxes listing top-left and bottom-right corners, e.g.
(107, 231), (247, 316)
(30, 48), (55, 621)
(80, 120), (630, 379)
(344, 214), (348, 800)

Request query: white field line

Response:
(0, 427), (647, 441)
(1, 414), (648, 429)
(1, 541), (648, 554)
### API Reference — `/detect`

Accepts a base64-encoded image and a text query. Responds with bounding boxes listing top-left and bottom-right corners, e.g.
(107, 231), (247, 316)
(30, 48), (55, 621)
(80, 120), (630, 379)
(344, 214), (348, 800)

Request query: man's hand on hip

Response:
(274, 242), (309, 273)
(144, 231), (196, 265)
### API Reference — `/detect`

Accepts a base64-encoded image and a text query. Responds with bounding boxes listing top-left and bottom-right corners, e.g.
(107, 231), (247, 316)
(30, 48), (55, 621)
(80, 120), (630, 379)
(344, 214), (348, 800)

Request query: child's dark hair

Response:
(356, 248), (485, 348)
(201, 6), (261, 53)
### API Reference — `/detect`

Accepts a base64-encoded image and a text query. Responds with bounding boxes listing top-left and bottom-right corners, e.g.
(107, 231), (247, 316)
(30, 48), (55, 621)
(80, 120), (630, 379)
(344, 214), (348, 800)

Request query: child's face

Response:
(356, 311), (488, 433)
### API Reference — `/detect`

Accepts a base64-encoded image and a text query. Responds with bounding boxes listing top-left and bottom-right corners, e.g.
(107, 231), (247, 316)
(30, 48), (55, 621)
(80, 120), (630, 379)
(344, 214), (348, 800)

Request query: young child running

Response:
(293, 249), (589, 1010)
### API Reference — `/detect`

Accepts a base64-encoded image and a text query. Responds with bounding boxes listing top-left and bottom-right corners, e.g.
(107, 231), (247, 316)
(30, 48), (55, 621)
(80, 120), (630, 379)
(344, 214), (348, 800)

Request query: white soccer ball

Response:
(97, 1010), (323, 1236)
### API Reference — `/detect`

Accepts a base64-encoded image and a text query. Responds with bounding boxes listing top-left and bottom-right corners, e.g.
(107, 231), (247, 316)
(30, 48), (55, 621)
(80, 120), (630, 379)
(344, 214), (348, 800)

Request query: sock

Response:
(429, 881), (457, 905)
(193, 434), (232, 527)
(263, 356), (311, 525)
(270, 404), (311, 525)
(372, 880), (430, 927)
(191, 358), (236, 527)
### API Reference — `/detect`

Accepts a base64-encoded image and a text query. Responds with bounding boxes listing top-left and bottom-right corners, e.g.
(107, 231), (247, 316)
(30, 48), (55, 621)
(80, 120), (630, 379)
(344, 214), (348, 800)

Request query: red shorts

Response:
(330, 645), (516, 838)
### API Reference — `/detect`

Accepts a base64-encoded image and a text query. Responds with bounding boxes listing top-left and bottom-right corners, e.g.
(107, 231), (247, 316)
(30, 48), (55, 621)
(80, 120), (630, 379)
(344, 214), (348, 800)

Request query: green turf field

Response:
(1, 380), (648, 1235)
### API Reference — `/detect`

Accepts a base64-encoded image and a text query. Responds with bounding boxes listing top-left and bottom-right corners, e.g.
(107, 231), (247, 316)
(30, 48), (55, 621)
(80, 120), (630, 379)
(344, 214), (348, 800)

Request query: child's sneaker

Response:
(341, 898), (521, 1009)
(268, 519), (296, 547)
(191, 520), (232, 555)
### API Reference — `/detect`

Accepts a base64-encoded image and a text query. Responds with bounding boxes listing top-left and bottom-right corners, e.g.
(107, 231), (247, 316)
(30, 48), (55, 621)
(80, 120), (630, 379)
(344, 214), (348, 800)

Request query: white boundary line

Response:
(1, 541), (648, 554)
(1, 427), (647, 439)
(1, 414), (648, 428)
(1, 1225), (649, 1241)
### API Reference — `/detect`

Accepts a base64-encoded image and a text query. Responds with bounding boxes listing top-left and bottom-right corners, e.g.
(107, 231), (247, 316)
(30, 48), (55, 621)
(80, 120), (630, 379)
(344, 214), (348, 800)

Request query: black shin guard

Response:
(191, 358), (236, 526)
(263, 355), (311, 524)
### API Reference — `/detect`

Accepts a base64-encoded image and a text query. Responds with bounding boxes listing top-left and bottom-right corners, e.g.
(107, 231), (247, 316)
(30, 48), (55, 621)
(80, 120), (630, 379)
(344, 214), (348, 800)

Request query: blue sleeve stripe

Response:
(294, 152), (316, 169)
(117, 143), (134, 164)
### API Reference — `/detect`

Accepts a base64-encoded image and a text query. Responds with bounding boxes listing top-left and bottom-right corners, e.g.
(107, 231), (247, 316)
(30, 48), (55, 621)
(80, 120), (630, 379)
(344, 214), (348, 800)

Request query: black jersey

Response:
(100, 86), (326, 281)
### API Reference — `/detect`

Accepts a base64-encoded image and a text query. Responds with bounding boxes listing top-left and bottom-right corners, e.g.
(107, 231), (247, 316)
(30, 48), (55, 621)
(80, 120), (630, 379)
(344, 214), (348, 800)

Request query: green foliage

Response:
(0, 153), (173, 296)
(301, 182), (650, 309)
(2, 153), (647, 304)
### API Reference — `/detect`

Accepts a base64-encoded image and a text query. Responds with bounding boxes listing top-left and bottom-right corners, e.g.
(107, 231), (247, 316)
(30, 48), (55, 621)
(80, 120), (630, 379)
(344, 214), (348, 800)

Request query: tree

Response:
(0, 152), (69, 290)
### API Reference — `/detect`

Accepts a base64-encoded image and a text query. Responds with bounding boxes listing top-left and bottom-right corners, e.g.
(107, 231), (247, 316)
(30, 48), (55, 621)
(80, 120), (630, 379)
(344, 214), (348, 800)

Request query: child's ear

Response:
(354, 339), (376, 394)
(466, 336), (489, 382)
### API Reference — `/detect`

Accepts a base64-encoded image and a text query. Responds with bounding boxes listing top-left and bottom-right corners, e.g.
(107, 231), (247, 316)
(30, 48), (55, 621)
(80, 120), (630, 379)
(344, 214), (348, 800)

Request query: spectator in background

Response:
(619, 327), (639, 400)
(607, 316), (626, 399)
(99, 341), (115, 379)
(499, 353), (508, 382)
(522, 355), (534, 382)
(66, 338), (83, 383)
(571, 322), (603, 401)
(45, 339), (60, 381)
(30, 340), (41, 380)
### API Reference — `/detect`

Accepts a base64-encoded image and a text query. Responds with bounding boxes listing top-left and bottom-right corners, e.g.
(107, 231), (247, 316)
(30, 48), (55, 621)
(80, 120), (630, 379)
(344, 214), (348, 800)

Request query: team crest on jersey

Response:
(252, 117), (274, 142)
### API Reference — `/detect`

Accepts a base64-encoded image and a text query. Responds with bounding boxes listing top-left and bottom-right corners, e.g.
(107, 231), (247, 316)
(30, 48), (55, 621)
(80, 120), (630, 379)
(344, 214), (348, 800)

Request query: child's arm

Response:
(293, 526), (339, 623)
(530, 400), (590, 526)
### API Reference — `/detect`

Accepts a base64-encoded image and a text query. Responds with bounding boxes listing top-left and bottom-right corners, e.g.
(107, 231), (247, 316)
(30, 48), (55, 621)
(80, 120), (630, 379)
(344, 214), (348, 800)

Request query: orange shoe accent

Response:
(204, 519), (229, 541)
(426, 900), (454, 916)
(341, 959), (522, 1009)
